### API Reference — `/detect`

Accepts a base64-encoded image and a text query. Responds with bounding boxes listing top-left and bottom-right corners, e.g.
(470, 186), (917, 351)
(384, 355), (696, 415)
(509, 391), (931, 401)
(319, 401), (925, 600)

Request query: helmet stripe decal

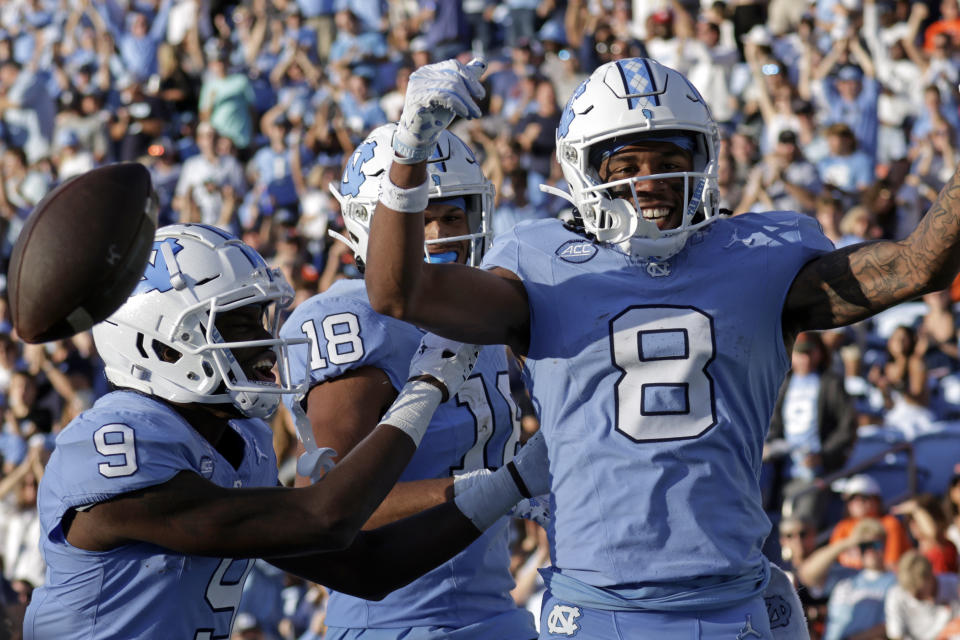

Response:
(199, 224), (233, 240)
(616, 58), (659, 109)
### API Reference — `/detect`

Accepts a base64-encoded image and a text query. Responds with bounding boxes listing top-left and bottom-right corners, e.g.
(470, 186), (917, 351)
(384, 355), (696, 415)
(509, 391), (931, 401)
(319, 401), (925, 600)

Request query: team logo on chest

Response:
(645, 261), (671, 277)
(556, 240), (598, 263)
(199, 456), (214, 479)
(547, 604), (581, 635)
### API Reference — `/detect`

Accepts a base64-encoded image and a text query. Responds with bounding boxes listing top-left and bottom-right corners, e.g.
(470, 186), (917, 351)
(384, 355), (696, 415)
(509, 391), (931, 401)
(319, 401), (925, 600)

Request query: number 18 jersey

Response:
(482, 212), (833, 610)
(281, 279), (535, 636)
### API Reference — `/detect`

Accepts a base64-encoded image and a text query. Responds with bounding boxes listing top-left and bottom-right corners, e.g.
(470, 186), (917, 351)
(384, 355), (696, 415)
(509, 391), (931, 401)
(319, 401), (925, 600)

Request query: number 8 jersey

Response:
(482, 212), (833, 610)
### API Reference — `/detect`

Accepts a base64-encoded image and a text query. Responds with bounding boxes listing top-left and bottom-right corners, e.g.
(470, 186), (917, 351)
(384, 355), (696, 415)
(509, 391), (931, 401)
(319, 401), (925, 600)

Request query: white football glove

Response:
(408, 333), (481, 402)
(508, 431), (550, 497)
(454, 431), (551, 531)
(393, 58), (487, 163)
(508, 494), (553, 529)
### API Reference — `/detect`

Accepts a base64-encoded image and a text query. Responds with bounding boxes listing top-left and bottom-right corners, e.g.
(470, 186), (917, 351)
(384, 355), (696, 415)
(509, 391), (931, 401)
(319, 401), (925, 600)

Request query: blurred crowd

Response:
(1, 0), (960, 637)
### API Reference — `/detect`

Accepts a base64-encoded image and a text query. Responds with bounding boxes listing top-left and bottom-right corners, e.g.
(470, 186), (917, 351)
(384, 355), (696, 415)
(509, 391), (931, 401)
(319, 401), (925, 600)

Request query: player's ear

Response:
(152, 340), (183, 364)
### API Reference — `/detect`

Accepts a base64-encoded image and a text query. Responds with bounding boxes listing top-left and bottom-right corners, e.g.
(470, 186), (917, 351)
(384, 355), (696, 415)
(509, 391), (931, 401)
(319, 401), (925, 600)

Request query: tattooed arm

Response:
(783, 170), (960, 343)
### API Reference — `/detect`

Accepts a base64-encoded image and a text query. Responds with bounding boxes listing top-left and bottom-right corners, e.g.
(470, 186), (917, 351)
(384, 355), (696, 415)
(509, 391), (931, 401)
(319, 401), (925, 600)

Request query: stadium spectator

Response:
(892, 494), (959, 574)
(817, 123), (875, 204)
(0, 60), (56, 165)
(830, 474), (913, 572)
(869, 324), (936, 437)
(884, 550), (959, 640)
(820, 523), (896, 640)
(513, 77), (561, 178)
(0, 441), (44, 590)
(764, 331), (857, 525)
(924, 0), (960, 52)
(199, 49), (256, 152)
(778, 515), (840, 638)
(736, 129), (821, 214)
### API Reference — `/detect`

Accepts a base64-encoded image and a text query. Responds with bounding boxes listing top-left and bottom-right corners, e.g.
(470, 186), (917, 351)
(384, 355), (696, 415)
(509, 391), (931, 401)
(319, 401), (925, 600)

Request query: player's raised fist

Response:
(408, 333), (481, 401)
(392, 58), (487, 164)
(7, 163), (157, 343)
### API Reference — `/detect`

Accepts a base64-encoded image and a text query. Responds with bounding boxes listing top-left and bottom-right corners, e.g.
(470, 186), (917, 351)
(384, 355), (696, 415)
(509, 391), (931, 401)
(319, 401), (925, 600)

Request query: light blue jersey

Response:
(24, 391), (279, 640)
(280, 279), (536, 638)
(483, 213), (833, 612)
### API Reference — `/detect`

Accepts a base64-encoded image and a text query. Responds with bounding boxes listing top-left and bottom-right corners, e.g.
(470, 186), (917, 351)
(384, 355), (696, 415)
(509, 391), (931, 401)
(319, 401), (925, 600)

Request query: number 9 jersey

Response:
(23, 391), (279, 639)
(481, 211), (833, 610)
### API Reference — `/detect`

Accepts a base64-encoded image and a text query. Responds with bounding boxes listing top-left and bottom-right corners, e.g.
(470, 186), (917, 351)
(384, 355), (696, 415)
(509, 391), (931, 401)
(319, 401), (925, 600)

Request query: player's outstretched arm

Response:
(268, 426), (550, 600)
(364, 58), (532, 354)
(784, 167), (960, 341)
(64, 336), (482, 558)
(301, 365), (452, 530)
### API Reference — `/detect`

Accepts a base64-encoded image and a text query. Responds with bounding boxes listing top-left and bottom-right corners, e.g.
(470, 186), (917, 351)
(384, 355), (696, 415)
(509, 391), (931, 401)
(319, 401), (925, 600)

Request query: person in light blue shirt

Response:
(328, 9), (388, 82)
(364, 55), (960, 639)
(817, 123), (875, 202)
(822, 63), (879, 161)
(110, 0), (172, 82)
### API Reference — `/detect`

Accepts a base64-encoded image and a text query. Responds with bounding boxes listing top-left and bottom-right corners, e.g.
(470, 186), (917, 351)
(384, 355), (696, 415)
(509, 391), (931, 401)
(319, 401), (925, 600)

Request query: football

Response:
(7, 162), (157, 344)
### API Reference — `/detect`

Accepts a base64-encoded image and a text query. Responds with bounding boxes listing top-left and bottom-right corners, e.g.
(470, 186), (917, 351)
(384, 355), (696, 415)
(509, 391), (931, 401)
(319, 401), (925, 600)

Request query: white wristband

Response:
(379, 174), (429, 213)
(453, 468), (493, 496)
(379, 380), (442, 446)
(454, 464), (523, 531)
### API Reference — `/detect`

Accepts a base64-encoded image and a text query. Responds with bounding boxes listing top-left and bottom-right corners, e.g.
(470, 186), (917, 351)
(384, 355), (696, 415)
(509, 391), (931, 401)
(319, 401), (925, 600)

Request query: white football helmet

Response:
(330, 123), (494, 267)
(549, 58), (721, 260)
(92, 224), (309, 419)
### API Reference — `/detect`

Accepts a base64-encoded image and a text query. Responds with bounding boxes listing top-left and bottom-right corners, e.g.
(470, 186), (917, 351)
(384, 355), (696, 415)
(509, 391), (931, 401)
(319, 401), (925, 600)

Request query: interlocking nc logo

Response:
(645, 262), (671, 277)
(765, 594), (791, 629)
(547, 604), (581, 636)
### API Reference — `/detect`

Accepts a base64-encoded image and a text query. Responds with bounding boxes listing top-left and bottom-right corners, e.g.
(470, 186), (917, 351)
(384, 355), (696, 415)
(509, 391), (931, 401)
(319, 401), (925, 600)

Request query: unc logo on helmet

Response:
(135, 239), (185, 295)
(341, 139), (379, 197)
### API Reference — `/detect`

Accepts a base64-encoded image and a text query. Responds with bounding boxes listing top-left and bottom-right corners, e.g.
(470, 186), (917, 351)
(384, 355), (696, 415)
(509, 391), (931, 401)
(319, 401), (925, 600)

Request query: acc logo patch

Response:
(199, 456), (214, 479)
(556, 240), (598, 264)
(765, 594), (791, 629)
(547, 604), (581, 636)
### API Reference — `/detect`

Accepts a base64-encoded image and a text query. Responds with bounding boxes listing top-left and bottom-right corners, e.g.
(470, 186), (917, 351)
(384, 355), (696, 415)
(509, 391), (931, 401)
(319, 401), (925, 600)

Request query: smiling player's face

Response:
(424, 204), (470, 265)
(596, 141), (694, 232)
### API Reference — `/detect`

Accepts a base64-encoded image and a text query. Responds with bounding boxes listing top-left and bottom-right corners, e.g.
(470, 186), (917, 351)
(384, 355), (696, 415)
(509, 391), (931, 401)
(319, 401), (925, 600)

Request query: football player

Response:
(361, 57), (960, 638)
(23, 223), (548, 639)
(279, 123), (540, 639)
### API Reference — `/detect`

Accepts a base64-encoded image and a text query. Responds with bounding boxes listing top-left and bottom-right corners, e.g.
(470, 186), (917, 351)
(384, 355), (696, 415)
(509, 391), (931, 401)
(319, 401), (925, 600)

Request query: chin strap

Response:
(290, 394), (338, 482)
